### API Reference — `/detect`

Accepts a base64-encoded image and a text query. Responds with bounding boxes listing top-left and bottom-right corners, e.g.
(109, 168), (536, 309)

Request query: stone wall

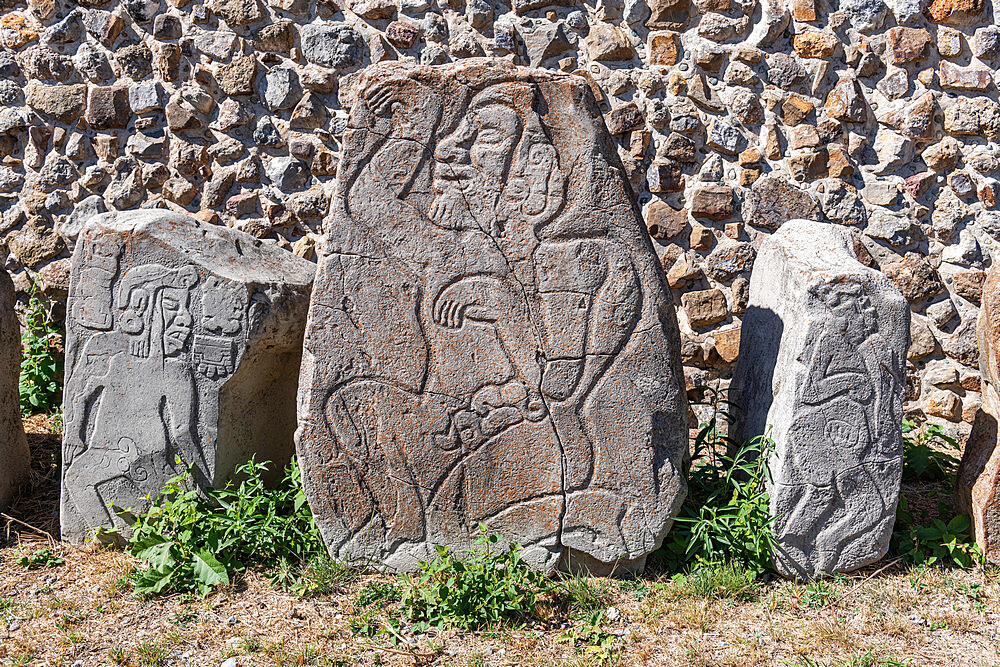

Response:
(0, 0), (997, 439)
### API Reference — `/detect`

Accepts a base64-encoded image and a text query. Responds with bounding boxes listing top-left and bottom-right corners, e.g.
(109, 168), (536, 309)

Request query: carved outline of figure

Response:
(62, 263), (206, 536)
(307, 68), (665, 566)
(778, 279), (900, 574)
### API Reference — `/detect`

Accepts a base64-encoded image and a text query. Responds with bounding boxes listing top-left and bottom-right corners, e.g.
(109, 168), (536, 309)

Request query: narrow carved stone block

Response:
(731, 220), (909, 578)
(957, 266), (1000, 563)
(296, 59), (689, 574)
(61, 211), (315, 543)
(0, 268), (29, 512)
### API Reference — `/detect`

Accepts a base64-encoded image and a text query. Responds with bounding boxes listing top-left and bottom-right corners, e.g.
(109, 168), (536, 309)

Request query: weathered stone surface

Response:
(939, 61), (992, 92)
(296, 60), (688, 574)
(216, 55), (258, 96)
(958, 265), (1000, 562)
(25, 81), (86, 122)
(883, 254), (945, 301)
(926, 0), (984, 25)
(86, 85), (131, 129)
(886, 27), (931, 64)
(682, 288), (727, 326)
(732, 220), (909, 578)
(301, 23), (364, 71)
(742, 175), (819, 231)
(61, 211), (315, 543)
(0, 268), (28, 511)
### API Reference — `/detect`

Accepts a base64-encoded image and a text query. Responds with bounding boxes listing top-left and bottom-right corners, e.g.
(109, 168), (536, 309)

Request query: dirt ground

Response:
(2, 418), (998, 667)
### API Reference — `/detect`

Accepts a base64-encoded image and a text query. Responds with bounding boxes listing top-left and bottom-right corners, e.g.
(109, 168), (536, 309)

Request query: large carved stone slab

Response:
(0, 268), (29, 512)
(731, 220), (909, 578)
(61, 211), (315, 543)
(295, 59), (689, 574)
(957, 265), (1000, 563)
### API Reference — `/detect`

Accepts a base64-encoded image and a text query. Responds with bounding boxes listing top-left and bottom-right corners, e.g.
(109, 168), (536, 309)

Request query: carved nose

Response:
(435, 141), (468, 165)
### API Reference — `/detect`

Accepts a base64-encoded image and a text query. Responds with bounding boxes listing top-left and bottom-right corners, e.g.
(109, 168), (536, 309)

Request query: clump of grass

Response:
(667, 561), (759, 602)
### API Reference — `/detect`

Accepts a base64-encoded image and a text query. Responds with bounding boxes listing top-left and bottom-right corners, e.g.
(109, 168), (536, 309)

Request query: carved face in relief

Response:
(435, 104), (520, 194)
(161, 287), (193, 357)
(822, 282), (877, 347)
(117, 265), (198, 359)
(429, 82), (565, 234)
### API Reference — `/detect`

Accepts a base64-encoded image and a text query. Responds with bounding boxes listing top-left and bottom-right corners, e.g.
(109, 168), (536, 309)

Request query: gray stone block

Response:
(731, 219), (910, 579)
(61, 211), (315, 543)
(0, 269), (29, 512)
(295, 59), (689, 574)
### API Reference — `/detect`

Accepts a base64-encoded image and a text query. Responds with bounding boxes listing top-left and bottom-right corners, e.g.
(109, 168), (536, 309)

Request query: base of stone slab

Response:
(557, 548), (647, 578)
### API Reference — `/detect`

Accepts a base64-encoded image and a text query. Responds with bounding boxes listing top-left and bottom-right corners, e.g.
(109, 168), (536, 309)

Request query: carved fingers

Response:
(433, 297), (472, 329)
(365, 78), (428, 118)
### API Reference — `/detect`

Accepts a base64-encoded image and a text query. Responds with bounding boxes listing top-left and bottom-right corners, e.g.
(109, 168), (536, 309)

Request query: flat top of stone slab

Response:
(297, 58), (688, 574)
(80, 211), (316, 287)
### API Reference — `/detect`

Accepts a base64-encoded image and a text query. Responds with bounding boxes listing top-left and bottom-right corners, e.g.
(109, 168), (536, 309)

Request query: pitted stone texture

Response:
(296, 59), (689, 575)
(0, 269), (28, 512)
(957, 265), (1000, 563)
(61, 211), (315, 543)
(731, 220), (909, 579)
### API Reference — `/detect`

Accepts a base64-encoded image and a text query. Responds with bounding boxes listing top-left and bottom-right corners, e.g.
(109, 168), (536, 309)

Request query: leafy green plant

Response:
(892, 498), (980, 569)
(127, 458), (328, 598)
(658, 386), (776, 574)
(557, 609), (620, 666)
(801, 579), (834, 609)
(399, 525), (547, 630)
(17, 548), (64, 570)
(19, 288), (63, 415)
(901, 419), (960, 482)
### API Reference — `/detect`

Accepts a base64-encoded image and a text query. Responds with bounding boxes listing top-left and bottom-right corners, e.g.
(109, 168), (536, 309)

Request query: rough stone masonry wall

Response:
(0, 0), (998, 440)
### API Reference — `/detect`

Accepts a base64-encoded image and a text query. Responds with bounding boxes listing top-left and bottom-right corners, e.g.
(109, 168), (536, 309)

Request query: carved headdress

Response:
(116, 264), (198, 358)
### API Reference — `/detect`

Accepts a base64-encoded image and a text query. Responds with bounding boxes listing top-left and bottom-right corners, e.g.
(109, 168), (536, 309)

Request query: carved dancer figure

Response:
(62, 264), (206, 537)
(296, 61), (689, 573)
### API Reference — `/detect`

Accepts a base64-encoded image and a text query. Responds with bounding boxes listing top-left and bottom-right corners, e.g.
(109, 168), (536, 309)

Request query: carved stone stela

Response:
(732, 220), (910, 578)
(61, 212), (315, 543)
(296, 60), (689, 573)
(0, 268), (29, 512)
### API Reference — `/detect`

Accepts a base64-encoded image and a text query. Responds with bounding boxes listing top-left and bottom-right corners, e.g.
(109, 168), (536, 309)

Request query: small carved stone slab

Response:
(0, 268), (28, 512)
(295, 59), (689, 574)
(731, 220), (910, 579)
(61, 211), (315, 543)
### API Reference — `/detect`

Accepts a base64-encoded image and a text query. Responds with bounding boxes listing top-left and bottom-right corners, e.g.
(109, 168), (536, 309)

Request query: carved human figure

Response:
(298, 60), (688, 573)
(61, 211), (315, 543)
(776, 281), (903, 574)
(62, 264), (205, 537)
(731, 219), (909, 578)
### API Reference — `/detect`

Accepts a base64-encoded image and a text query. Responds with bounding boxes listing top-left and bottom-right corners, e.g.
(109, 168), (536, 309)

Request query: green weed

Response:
(553, 572), (613, 617)
(901, 419), (960, 482)
(801, 579), (835, 609)
(19, 288), (63, 415)
(557, 609), (621, 666)
(399, 524), (547, 630)
(17, 548), (64, 570)
(658, 386), (776, 575)
(668, 561), (759, 601)
(134, 641), (168, 666)
(127, 457), (328, 598)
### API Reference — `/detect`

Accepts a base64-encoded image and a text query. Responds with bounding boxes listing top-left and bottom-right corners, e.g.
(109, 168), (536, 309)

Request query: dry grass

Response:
(3, 420), (1000, 667)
